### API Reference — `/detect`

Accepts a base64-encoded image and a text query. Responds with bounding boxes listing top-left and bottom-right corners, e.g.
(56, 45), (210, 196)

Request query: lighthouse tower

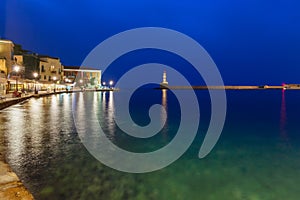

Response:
(160, 70), (168, 87)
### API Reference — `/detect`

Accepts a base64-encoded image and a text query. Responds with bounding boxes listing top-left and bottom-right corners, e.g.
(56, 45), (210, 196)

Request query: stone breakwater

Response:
(159, 85), (283, 89)
(159, 85), (300, 90)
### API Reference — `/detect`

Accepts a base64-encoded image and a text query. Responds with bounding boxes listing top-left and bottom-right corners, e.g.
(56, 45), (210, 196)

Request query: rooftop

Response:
(38, 55), (60, 60)
(0, 39), (13, 44)
(63, 66), (101, 72)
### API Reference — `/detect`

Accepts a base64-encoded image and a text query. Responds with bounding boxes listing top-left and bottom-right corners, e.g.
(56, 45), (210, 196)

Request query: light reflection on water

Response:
(6, 107), (26, 167)
(280, 89), (288, 140)
(161, 89), (167, 124)
(161, 89), (168, 137)
(0, 94), (78, 196)
(0, 91), (300, 199)
(107, 91), (116, 137)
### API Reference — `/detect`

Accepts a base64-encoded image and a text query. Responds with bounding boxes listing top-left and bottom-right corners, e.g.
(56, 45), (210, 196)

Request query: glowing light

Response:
(14, 65), (20, 72)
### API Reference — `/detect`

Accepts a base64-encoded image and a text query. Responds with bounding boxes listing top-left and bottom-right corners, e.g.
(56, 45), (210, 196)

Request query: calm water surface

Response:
(0, 90), (300, 200)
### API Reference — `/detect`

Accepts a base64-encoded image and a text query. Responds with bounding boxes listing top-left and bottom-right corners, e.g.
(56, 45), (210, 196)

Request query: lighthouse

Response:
(160, 70), (168, 87)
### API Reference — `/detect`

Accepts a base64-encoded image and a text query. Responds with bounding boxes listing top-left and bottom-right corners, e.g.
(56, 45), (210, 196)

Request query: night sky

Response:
(1, 0), (300, 85)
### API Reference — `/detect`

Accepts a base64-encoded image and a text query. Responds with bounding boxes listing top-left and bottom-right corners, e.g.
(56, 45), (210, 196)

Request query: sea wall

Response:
(0, 96), (32, 110)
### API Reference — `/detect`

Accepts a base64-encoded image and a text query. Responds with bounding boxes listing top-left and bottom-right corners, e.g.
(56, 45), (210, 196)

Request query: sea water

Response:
(0, 89), (300, 200)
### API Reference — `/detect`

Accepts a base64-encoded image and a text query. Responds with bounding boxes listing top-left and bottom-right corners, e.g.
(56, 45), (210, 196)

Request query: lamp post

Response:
(14, 65), (20, 91)
(53, 76), (57, 93)
(79, 79), (83, 90)
(109, 80), (113, 89)
(33, 72), (38, 94)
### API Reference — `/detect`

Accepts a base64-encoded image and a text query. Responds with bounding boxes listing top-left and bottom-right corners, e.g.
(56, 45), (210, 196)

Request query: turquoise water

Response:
(0, 90), (300, 199)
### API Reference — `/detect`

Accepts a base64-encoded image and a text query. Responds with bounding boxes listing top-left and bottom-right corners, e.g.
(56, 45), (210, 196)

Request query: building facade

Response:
(0, 39), (14, 94)
(39, 55), (63, 82)
(19, 54), (40, 80)
(7, 55), (26, 91)
(14, 44), (40, 80)
(0, 39), (14, 74)
(0, 39), (104, 94)
(0, 57), (7, 94)
(63, 66), (101, 88)
(0, 57), (7, 75)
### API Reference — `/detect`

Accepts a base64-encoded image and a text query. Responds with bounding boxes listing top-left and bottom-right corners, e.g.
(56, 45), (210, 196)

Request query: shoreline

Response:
(0, 88), (116, 111)
(0, 161), (34, 200)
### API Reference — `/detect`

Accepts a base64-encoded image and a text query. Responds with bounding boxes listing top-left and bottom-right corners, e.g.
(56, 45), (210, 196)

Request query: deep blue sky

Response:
(1, 0), (300, 85)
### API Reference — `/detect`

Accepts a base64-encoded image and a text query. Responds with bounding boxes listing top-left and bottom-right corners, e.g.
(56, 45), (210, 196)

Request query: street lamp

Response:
(79, 79), (83, 90)
(53, 76), (57, 93)
(14, 65), (20, 91)
(109, 80), (113, 88)
(33, 72), (38, 94)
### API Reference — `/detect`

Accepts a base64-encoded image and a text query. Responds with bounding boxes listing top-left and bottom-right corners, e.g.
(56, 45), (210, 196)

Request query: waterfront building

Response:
(0, 39), (14, 74)
(12, 45), (43, 92)
(63, 66), (101, 88)
(39, 55), (64, 91)
(14, 44), (40, 80)
(0, 57), (7, 75)
(0, 39), (14, 94)
(0, 57), (7, 95)
(7, 54), (26, 91)
(1, 42), (36, 93)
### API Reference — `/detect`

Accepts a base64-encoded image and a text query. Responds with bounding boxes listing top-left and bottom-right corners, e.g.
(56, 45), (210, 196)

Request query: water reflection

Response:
(75, 92), (86, 132)
(280, 89), (288, 141)
(161, 89), (168, 135)
(73, 91), (116, 142)
(0, 95), (76, 196)
(62, 93), (71, 112)
(28, 99), (43, 155)
(6, 107), (26, 167)
(2, 91), (300, 199)
(104, 91), (115, 137)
